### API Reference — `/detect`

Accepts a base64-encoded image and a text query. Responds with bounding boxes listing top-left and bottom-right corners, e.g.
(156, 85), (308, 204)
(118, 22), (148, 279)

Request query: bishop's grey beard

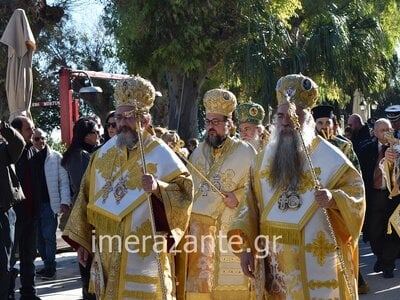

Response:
(116, 127), (139, 150)
(269, 126), (306, 190)
(245, 136), (260, 151)
(205, 132), (227, 148)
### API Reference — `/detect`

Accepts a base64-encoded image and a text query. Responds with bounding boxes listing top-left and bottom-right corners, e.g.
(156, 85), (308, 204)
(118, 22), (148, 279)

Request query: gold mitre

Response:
(275, 74), (319, 109)
(114, 75), (155, 113)
(203, 88), (237, 117)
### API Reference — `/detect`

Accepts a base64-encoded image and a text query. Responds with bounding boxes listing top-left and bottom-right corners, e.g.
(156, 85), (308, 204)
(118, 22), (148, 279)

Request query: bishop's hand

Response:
(314, 188), (334, 208)
(240, 252), (255, 278)
(77, 246), (90, 267)
(142, 173), (158, 193)
(222, 191), (239, 209)
(385, 147), (399, 163)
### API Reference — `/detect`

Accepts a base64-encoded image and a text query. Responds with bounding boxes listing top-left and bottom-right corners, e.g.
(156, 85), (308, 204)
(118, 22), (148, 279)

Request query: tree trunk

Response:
(151, 90), (169, 127)
(166, 72), (204, 142)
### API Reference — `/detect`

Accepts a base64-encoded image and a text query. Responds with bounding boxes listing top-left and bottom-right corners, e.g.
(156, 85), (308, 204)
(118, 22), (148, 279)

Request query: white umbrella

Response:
(0, 8), (36, 121)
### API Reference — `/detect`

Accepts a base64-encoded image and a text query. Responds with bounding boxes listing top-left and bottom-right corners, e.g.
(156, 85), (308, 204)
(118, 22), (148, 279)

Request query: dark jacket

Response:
(352, 124), (371, 156)
(63, 147), (92, 203)
(0, 122), (25, 211)
(358, 137), (379, 191)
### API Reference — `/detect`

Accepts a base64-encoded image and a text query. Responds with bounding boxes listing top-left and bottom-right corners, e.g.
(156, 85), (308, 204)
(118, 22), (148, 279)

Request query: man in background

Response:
(31, 128), (71, 279)
(9, 116), (41, 300)
(348, 113), (371, 155)
(312, 105), (360, 172)
(385, 104), (400, 138)
(0, 120), (25, 300)
(359, 119), (399, 278)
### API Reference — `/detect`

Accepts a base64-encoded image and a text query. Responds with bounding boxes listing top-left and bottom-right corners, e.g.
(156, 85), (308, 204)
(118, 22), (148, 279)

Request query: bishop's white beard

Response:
(268, 114), (316, 190)
(116, 127), (139, 150)
(244, 134), (260, 151)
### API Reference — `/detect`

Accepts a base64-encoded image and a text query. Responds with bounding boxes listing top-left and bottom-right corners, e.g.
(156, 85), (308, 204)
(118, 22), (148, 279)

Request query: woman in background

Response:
(102, 111), (116, 142)
(60, 117), (99, 300)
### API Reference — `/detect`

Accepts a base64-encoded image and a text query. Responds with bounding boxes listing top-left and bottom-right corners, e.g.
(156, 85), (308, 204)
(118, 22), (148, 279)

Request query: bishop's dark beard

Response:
(269, 126), (305, 190)
(116, 126), (139, 150)
(205, 131), (227, 148)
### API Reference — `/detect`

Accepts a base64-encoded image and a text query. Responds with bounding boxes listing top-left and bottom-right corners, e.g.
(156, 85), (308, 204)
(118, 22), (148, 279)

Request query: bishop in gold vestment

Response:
(63, 76), (193, 300)
(229, 74), (365, 299)
(185, 89), (256, 299)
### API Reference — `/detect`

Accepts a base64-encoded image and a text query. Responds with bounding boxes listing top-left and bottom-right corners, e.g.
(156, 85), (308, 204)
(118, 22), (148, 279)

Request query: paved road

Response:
(13, 233), (400, 299)
(359, 241), (400, 299)
(15, 230), (82, 300)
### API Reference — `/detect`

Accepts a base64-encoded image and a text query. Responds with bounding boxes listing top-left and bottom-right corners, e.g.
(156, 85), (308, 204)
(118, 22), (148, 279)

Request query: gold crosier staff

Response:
(383, 129), (400, 197)
(123, 104), (168, 300)
(286, 100), (355, 299)
(168, 141), (226, 199)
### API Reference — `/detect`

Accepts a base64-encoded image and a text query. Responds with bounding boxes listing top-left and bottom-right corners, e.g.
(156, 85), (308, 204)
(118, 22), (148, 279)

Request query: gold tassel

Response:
(87, 207), (121, 237)
(261, 224), (301, 245)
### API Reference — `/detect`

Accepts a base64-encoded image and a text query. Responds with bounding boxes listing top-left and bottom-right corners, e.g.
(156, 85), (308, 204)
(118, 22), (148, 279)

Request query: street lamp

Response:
(59, 67), (131, 145)
(73, 70), (103, 94)
(371, 100), (378, 111)
(79, 84), (103, 94)
(360, 100), (367, 111)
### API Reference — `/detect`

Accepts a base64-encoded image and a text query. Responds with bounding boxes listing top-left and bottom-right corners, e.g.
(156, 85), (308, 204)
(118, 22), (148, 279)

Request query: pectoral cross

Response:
(201, 182), (210, 196)
(101, 179), (113, 204)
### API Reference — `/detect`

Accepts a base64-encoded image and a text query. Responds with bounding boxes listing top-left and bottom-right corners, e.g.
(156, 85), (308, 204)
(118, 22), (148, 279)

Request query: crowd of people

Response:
(0, 73), (399, 299)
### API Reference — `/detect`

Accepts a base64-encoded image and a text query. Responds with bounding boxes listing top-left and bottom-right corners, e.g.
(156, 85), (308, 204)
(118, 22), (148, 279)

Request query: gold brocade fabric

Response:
(329, 135), (361, 173)
(228, 136), (366, 300)
(186, 137), (257, 299)
(382, 158), (400, 199)
(382, 158), (400, 236)
(63, 134), (194, 299)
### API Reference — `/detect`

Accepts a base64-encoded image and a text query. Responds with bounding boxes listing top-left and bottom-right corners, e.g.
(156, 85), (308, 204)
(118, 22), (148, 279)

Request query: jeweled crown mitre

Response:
(114, 76), (155, 113)
(203, 88), (237, 117)
(276, 74), (319, 109)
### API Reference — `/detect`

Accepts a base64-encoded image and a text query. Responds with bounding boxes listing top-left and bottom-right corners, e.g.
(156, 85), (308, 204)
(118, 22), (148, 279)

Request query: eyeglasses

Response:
(106, 122), (117, 129)
(115, 114), (135, 122)
(33, 137), (45, 142)
(205, 119), (226, 126)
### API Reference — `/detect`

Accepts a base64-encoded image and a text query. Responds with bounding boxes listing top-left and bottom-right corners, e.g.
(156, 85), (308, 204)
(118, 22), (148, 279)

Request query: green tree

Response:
(0, 1), (119, 135)
(35, 13), (119, 128)
(102, 0), (298, 140)
(225, 0), (400, 112)
(303, 0), (400, 103)
(0, 1), (65, 120)
(103, 0), (400, 139)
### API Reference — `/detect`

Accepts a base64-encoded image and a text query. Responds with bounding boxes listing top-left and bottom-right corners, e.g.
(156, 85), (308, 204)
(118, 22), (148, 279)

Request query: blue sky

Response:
(49, 0), (103, 33)
(47, 1), (104, 141)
